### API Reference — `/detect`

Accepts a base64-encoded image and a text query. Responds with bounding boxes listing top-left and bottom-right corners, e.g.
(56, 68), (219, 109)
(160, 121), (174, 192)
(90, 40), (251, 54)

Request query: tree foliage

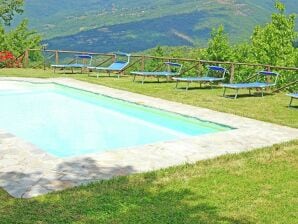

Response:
(0, 0), (41, 61)
(196, 1), (297, 89)
(251, 1), (297, 66)
(205, 25), (233, 62)
(4, 20), (41, 55)
(203, 1), (297, 67)
(145, 1), (297, 90)
(0, 0), (23, 26)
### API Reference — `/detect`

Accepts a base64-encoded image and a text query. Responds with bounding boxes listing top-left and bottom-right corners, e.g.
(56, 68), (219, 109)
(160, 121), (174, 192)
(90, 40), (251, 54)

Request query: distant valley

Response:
(15, 0), (298, 52)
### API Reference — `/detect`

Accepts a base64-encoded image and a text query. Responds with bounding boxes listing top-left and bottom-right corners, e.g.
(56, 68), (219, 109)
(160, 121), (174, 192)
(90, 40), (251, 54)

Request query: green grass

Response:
(0, 140), (297, 223)
(0, 68), (297, 128)
(0, 68), (297, 223)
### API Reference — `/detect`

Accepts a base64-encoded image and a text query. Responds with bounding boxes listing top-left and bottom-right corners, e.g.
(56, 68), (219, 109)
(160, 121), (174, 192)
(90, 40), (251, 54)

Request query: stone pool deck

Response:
(0, 77), (297, 198)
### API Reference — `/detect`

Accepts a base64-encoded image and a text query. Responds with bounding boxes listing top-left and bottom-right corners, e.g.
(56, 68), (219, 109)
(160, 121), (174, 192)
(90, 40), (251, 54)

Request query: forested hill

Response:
(17, 0), (298, 52)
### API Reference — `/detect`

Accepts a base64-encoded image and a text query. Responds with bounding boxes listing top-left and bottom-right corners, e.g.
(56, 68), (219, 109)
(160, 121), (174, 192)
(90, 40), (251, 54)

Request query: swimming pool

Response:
(0, 81), (230, 157)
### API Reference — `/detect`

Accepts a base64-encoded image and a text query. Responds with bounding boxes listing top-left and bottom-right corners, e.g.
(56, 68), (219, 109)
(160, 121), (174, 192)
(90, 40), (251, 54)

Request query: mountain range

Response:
(16, 0), (298, 52)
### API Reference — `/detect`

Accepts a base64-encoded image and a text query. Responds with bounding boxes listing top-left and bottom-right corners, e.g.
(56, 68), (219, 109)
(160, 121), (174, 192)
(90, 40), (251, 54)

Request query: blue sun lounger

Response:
(51, 54), (93, 73)
(173, 65), (227, 90)
(287, 93), (298, 108)
(131, 62), (183, 84)
(222, 71), (280, 99)
(88, 52), (130, 78)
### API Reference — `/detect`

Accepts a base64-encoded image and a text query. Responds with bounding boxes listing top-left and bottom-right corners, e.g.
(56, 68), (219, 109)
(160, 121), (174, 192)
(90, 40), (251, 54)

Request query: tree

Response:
(251, 1), (297, 66)
(4, 20), (41, 56)
(0, 0), (41, 62)
(153, 45), (164, 57)
(0, 0), (23, 26)
(146, 45), (164, 70)
(0, 22), (5, 48)
(205, 25), (233, 62)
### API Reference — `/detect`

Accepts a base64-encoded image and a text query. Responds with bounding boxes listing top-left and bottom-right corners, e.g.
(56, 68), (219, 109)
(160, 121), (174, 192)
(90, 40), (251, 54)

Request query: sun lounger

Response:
(51, 54), (92, 73)
(131, 62), (183, 84)
(88, 52), (130, 78)
(173, 65), (227, 90)
(287, 93), (298, 108)
(222, 71), (280, 99)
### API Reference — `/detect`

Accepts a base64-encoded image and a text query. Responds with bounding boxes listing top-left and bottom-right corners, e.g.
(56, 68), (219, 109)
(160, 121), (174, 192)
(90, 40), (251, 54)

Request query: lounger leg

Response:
(223, 87), (227, 97)
(249, 89), (251, 95)
(175, 81), (179, 89)
(234, 89), (239, 99)
(142, 76), (145, 84)
(157, 77), (160, 83)
(133, 75), (136, 82)
(186, 82), (190, 91)
(261, 89), (264, 97)
(118, 73), (120, 79)
(289, 97), (293, 107)
(88, 68), (92, 77)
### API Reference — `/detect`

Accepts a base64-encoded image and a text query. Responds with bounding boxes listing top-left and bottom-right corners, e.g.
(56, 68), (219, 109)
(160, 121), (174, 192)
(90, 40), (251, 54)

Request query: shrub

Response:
(0, 51), (14, 68)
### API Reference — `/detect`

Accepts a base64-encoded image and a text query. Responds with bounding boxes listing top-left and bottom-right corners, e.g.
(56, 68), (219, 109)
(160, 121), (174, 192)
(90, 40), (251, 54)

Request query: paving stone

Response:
(0, 133), (14, 139)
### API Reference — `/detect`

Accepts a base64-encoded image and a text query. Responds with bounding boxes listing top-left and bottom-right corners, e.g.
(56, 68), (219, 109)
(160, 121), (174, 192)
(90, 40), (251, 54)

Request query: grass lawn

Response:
(0, 140), (297, 223)
(0, 68), (297, 223)
(0, 68), (297, 128)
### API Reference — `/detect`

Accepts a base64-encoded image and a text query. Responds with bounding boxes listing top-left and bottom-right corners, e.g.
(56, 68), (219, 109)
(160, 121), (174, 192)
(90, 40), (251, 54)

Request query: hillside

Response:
(16, 0), (298, 52)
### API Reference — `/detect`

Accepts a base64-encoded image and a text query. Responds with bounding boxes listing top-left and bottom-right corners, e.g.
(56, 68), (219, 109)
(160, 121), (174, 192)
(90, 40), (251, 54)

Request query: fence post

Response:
(55, 50), (59, 65)
(266, 65), (271, 72)
(266, 65), (272, 84)
(141, 55), (145, 71)
(230, 63), (235, 83)
(23, 49), (29, 68)
(197, 60), (202, 75)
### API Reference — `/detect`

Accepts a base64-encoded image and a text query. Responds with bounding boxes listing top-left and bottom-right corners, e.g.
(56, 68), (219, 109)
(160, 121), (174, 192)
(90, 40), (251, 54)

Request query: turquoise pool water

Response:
(0, 81), (230, 157)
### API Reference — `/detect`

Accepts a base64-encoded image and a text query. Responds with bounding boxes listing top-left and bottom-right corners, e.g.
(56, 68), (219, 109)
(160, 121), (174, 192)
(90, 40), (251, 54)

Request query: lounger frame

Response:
(88, 52), (130, 78)
(173, 66), (227, 90)
(51, 54), (93, 74)
(131, 62), (183, 84)
(287, 93), (298, 108)
(222, 71), (280, 99)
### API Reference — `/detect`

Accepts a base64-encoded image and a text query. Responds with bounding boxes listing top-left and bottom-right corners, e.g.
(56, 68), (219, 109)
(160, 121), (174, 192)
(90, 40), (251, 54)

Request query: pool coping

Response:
(0, 77), (297, 198)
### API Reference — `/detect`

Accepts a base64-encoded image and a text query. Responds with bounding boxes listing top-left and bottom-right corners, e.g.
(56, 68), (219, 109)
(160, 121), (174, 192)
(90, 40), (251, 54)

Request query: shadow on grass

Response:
(51, 67), (84, 74)
(176, 86), (222, 91)
(287, 105), (298, 109)
(224, 92), (275, 99)
(88, 74), (123, 78)
(0, 167), (253, 223)
(133, 80), (175, 84)
(0, 158), (250, 223)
